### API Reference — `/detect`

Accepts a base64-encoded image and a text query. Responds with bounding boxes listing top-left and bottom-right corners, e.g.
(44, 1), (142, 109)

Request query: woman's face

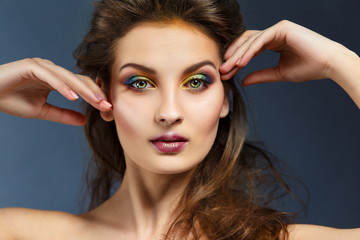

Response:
(106, 21), (229, 175)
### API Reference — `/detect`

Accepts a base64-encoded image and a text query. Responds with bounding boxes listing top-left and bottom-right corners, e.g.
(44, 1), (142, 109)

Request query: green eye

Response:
(181, 73), (213, 91)
(189, 79), (202, 88)
(125, 76), (156, 90)
(135, 80), (148, 89)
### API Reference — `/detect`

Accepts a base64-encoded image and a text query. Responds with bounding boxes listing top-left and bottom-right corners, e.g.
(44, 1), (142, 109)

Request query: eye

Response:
(181, 73), (213, 91)
(125, 76), (156, 90)
(189, 79), (202, 88)
(134, 80), (151, 89)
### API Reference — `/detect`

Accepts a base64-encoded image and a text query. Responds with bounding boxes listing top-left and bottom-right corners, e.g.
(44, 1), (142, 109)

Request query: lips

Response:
(150, 133), (188, 153)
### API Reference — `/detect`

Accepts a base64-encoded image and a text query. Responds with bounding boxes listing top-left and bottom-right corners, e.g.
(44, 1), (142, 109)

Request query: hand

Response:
(219, 20), (343, 85)
(0, 58), (112, 125)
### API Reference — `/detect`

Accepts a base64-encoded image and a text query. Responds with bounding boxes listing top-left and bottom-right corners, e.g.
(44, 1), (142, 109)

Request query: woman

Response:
(0, 0), (359, 239)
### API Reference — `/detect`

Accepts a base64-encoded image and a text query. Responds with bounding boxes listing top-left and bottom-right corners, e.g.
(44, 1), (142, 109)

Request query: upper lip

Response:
(150, 133), (188, 142)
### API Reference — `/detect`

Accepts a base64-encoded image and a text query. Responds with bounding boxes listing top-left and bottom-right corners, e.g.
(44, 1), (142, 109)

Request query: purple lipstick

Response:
(150, 133), (188, 153)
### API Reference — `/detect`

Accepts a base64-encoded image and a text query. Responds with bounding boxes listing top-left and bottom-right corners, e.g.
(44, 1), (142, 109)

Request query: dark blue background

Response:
(0, 0), (359, 228)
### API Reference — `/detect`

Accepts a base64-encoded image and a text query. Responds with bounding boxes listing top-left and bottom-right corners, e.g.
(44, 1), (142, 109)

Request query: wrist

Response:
(327, 43), (359, 85)
(327, 44), (360, 108)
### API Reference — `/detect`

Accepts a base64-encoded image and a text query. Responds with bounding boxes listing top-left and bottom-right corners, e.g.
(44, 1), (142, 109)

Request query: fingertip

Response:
(220, 73), (235, 81)
(101, 100), (112, 110)
(221, 67), (241, 81)
(40, 104), (87, 126)
(235, 58), (242, 66)
(242, 74), (258, 86)
(63, 112), (87, 126)
(78, 114), (87, 125)
(219, 61), (234, 74)
(91, 100), (112, 113)
(236, 56), (250, 69)
(219, 64), (227, 73)
(77, 118), (87, 126)
(58, 88), (79, 102)
(91, 92), (112, 109)
(241, 79), (252, 86)
(69, 117), (87, 126)
(220, 74), (229, 81)
(69, 90), (79, 100)
(92, 92), (109, 104)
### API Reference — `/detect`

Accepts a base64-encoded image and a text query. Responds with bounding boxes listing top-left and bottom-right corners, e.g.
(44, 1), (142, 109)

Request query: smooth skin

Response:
(88, 22), (230, 239)
(0, 20), (359, 239)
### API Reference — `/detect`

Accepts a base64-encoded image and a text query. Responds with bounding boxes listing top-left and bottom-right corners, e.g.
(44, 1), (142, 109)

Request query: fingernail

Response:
(94, 93), (103, 101)
(70, 90), (79, 99)
(103, 101), (112, 108)
(219, 65), (227, 73)
(236, 58), (242, 65)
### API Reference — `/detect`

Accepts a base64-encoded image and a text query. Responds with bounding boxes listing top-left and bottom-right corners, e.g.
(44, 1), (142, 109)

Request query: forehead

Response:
(112, 21), (221, 69)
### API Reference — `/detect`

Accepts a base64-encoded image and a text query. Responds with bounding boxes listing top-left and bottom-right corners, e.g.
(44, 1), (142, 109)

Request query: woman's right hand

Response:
(0, 58), (112, 125)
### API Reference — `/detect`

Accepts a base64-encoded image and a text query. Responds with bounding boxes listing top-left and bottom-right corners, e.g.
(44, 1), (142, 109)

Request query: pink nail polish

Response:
(70, 90), (79, 99)
(94, 93), (103, 101)
(103, 101), (112, 108)
(236, 58), (242, 65)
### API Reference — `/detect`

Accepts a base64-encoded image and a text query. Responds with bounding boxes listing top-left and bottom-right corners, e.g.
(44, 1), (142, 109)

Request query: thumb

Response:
(38, 103), (87, 126)
(242, 67), (284, 86)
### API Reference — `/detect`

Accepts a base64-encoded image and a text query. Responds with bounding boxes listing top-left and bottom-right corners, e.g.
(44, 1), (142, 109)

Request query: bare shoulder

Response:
(0, 207), (88, 240)
(287, 224), (360, 240)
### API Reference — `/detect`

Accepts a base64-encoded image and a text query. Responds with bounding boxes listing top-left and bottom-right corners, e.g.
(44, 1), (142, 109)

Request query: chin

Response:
(151, 163), (199, 175)
(127, 153), (204, 176)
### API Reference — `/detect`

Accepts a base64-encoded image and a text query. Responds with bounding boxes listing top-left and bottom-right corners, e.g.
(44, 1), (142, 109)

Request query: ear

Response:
(220, 95), (229, 118)
(96, 77), (114, 122)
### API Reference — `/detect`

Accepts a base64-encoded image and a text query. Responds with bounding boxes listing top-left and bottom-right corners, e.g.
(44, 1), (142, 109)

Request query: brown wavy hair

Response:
(73, 0), (291, 239)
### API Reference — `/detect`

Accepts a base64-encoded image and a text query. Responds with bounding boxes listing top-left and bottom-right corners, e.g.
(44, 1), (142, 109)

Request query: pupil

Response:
(137, 80), (146, 88)
(191, 80), (200, 88)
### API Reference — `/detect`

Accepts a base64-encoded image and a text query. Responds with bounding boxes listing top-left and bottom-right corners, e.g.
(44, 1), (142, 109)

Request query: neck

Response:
(102, 161), (195, 238)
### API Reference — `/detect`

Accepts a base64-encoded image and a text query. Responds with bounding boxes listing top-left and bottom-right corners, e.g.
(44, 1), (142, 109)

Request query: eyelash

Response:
(124, 73), (213, 92)
(181, 73), (212, 91)
(125, 76), (156, 91)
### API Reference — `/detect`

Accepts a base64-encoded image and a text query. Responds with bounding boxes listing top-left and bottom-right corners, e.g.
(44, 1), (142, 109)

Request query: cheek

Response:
(107, 83), (226, 174)
(185, 84), (226, 149)
(190, 85), (225, 126)
(111, 95), (153, 147)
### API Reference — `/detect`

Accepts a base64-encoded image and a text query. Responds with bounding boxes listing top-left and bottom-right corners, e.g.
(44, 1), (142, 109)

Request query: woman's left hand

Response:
(220, 20), (360, 108)
(220, 20), (341, 84)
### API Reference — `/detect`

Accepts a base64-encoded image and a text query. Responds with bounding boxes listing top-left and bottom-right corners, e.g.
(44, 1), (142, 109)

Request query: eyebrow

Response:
(119, 60), (217, 76)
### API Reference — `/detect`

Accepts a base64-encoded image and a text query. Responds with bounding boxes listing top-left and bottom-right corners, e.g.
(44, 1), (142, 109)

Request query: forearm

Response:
(327, 44), (360, 109)
(287, 224), (360, 240)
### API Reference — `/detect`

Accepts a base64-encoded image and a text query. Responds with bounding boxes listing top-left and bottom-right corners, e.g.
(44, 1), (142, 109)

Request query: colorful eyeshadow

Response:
(125, 75), (155, 89)
(181, 73), (213, 90)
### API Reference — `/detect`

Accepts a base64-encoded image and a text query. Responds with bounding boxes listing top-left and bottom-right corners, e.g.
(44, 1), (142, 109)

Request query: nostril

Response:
(156, 113), (184, 126)
(155, 99), (184, 125)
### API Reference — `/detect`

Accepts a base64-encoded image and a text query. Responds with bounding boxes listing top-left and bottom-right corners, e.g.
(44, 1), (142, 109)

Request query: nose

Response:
(155, 90), (184, 127)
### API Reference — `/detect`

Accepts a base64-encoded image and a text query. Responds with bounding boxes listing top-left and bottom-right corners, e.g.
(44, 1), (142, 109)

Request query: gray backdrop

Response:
(0, 0), (359, 228)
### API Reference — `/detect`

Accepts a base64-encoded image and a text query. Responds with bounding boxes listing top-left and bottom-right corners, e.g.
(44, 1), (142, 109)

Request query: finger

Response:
(220, 31), (263, 74)
(238, 27), (284, 68)
(242, 67), (284, 86)
(223, 30), (260, 60)
(38, 103), (87, 126)
(32, 58), (112, 112)
(75, 74), (112, 111)
(54, 69), (112, 112)
(27, 58), (79, 101)
(41, 58), (56, 65)
(220, 66), (240, 81)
